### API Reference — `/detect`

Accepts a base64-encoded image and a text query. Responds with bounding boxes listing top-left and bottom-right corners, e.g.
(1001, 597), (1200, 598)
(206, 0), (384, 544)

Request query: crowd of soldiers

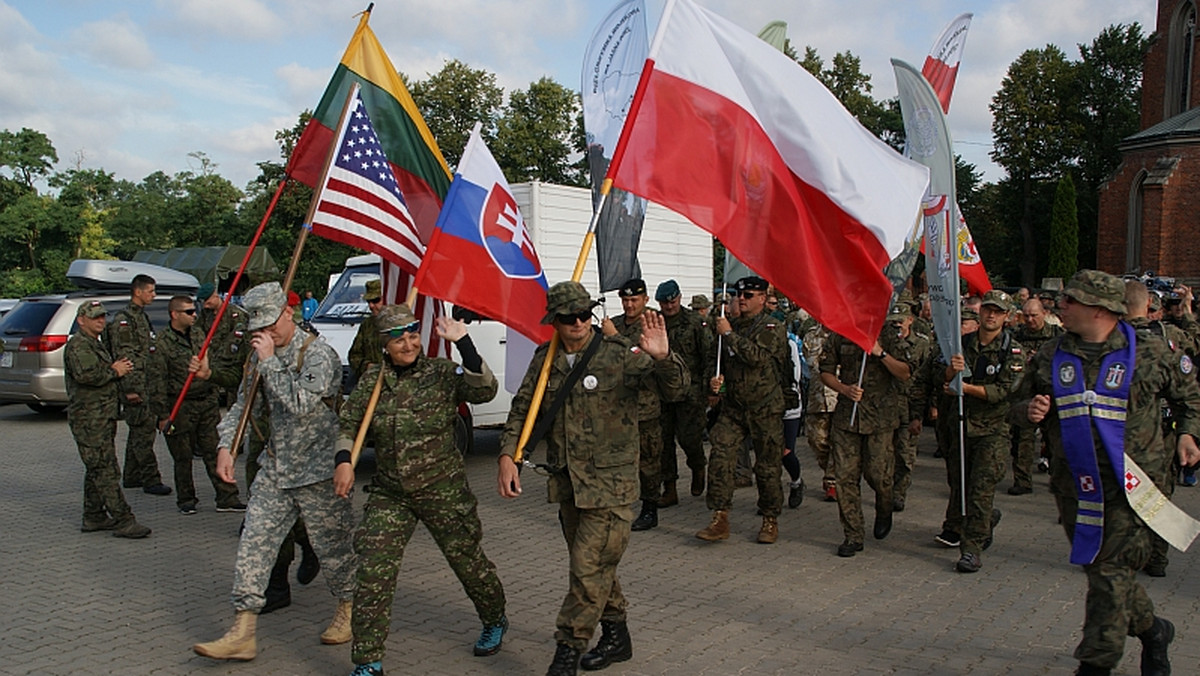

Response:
(62, 268), (1200, 676)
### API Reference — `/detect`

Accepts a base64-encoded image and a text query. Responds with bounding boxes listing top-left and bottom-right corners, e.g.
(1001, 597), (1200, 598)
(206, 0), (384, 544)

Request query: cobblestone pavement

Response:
(2, 402), (1199, 675)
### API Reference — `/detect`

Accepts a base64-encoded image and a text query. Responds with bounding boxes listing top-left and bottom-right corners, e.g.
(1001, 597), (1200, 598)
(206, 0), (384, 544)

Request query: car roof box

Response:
(67, 259), (200, 292)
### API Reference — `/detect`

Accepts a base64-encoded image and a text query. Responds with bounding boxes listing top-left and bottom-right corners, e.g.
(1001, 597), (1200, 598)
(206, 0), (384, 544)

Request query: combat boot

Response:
(193, 611), (257, 661)
(757, 516), (778, 544)
(658, 481), (679, 508)
(547, 642), (581, 676)
(580, 620), (632, 670)
(320, 600), (353, 644)
(630, 501), (658, 531)
(1073, 663), (1111, 675)
(690, 470), (705, 496)
(112, 517), (151, 539)
(1138, 616), (1174, 676)
(695, 510), (729, 541)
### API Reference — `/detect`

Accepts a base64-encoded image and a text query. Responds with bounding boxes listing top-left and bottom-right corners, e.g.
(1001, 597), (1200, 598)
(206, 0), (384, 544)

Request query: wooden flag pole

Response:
(229, 83), (363, 460)
(511, 180), (610, 464)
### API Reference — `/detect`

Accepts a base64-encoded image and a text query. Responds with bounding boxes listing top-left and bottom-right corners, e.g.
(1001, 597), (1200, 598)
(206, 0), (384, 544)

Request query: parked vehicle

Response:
(0, 260), (198, 413)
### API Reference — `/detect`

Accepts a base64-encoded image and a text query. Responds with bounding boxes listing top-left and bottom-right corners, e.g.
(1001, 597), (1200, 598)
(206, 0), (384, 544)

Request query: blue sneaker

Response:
(474, 616), (508, 656)
(1182, 470), (1197, 487)
(349, 662), (383, 676)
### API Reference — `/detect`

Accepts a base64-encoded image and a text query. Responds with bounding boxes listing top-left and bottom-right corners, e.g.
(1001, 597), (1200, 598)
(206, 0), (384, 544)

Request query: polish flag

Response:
(921, 13), (973, 114)
(606, 0), (929, 350)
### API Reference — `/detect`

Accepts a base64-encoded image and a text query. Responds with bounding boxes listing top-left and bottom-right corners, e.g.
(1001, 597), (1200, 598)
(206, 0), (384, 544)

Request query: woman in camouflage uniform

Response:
(334, 304), (507, 676)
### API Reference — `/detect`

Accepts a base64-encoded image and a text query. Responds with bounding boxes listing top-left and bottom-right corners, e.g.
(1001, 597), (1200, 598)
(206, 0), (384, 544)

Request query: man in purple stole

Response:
(1012, 270), (1200, 676)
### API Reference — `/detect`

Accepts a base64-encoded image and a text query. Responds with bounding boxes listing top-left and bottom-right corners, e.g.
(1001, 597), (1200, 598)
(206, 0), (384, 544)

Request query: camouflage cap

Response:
(691, 294), (711, 310)
(1149, 291), (1163, 313)
(542, 281), (597, 324)
(887, 301), (914, 320)
(363, 279), (382, 302)
(980, 289), (1013, 312)
(961, 307), (980, 323)
(1063, 270), (1126, 314)
(376, 304), (418, 333)
(655, 279), (681, 302)
(243, 281), (288, 331)
(76, 300), (107, 319)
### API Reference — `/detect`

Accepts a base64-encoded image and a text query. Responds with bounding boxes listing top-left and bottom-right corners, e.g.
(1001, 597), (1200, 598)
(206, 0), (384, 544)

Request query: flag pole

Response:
(229, 83), (364, 460)
(164, 177), (291, 433)
(511, 182), (611, 465)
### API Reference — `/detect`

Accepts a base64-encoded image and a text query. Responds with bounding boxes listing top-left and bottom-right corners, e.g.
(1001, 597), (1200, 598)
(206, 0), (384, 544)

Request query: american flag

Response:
(310, 88), (424, 275)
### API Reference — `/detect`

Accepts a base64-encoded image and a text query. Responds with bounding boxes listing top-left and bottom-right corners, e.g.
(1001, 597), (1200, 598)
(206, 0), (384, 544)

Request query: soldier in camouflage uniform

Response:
(1012, 270), (1200, 676)
(335, 305), (506, 676)
(1008, 298), (1063, 495)
(891, 293), (931, 512)
(196, 283), (249, 399)
(1124, 282), (1187, 579)
(696, 276), (789, 545)
(154, 295), (244, 514)
(193, 282), (357, 662)
(690, 293), (712, 319)
(105, 274), (170, 495)
(498, 281), (688, 676)
(819, 305), (917, 557)
(602, 278), (666, 531)
(65, 300), (152, 538)
(802, 323), (839, 501)
(656, 279), (712, 502)
(940, 290), (1023, 573)
(348, 279), (385, 384)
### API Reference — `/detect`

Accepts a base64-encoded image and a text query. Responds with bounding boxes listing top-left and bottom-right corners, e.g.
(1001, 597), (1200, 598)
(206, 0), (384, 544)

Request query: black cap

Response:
(735, 276), (768, 292)
(618, 278), (647, 298)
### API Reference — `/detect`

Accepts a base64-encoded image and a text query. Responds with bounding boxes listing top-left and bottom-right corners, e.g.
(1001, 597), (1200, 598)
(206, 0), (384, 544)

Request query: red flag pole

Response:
(164, 177), (291, 431)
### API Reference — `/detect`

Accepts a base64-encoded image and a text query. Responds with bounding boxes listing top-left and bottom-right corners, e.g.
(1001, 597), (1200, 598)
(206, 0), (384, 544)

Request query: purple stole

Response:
(1051, 322), (1135, 565)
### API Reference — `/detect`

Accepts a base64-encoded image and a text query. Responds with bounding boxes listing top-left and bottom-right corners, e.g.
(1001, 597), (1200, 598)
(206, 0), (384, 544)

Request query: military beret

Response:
(196, 282), (217, 302)
(618, 278), (647, 298)
(655, 279), (681, 302)
(735, 276), (768, 292)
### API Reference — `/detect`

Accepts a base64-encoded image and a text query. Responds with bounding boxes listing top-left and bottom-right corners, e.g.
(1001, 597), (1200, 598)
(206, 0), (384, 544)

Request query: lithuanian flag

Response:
(287, 9), (451, 242)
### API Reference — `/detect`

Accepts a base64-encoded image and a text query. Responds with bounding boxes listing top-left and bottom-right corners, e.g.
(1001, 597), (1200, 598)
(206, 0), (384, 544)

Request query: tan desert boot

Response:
(193, 611), (257, 661)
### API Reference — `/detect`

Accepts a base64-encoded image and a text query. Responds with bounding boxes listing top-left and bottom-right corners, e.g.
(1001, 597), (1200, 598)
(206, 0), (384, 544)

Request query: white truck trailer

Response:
(310, 180), (713, 429)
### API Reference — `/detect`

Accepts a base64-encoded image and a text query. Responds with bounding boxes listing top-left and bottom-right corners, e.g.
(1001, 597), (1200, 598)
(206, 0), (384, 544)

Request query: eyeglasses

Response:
(179, 308), (196, 315)
(740, 291), (761, 299)
(383, 321), (421, 338)
(555, 311), (592, 325)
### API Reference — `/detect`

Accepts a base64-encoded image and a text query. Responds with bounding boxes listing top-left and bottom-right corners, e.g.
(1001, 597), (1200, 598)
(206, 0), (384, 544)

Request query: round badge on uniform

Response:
(1082, 390), (1097, 406)
(986, 364), (997, 375)
(1058, 363), (1076, 386)
(583, 375), (598, 391)
(1182, 354), (1194, 375)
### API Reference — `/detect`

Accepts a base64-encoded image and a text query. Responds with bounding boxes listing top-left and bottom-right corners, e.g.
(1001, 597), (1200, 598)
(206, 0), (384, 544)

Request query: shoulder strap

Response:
(526, 328), (605, 454)
(295, 332), (318, 371)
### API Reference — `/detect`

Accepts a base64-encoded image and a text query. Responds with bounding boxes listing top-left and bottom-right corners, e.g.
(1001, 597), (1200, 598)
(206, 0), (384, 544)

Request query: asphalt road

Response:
(2, 402), (1199, 675)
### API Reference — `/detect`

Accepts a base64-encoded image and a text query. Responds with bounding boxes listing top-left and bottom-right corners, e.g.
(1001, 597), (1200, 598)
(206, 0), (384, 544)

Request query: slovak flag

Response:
(414, 124), (554, 344)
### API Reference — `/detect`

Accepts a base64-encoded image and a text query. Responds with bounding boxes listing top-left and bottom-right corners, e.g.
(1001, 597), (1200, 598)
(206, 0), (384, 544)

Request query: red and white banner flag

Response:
(921, 12), (972, 114)
(607, 0), (929, 350)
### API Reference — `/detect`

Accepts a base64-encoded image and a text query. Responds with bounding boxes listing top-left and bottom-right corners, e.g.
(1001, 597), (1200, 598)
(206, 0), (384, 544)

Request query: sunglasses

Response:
(740, 291), (761, 299)
(179, 308), (196, 315)
(383, 321), (421, 338)
(555, 311), (592, 325)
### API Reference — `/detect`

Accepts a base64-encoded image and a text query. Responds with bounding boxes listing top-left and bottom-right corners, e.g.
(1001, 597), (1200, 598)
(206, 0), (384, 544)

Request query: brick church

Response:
(1097, 0), (1200, 278)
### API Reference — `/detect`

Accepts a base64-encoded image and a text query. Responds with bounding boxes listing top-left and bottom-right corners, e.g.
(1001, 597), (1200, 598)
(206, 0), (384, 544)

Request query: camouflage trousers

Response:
(1011, 425), (1039, 491)
(555, 501), (633, 651)
(941, 433), (1007, 556)
(1055, 491), (1156, 668)
(120, 401), (162, 488)
(706, 406), (784, 517)
(71, 418), (134, 523)
(638, 416), (663, 502)
(231, 469), (356, 612)
(831, 427), (894, 545)
(1148, 430), (1177, 571)
(805, 412), (836, 488)
(352, 478), (505, 664)
(891, 424), (919, 503)
(163, 398), (240, 509)
(659, 400), (707, 483)
(243, 419), (312, 573)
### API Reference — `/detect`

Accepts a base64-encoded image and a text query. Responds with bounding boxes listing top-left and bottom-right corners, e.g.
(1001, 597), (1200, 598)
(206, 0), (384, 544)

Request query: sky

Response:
(0, 0), (1157, 192)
